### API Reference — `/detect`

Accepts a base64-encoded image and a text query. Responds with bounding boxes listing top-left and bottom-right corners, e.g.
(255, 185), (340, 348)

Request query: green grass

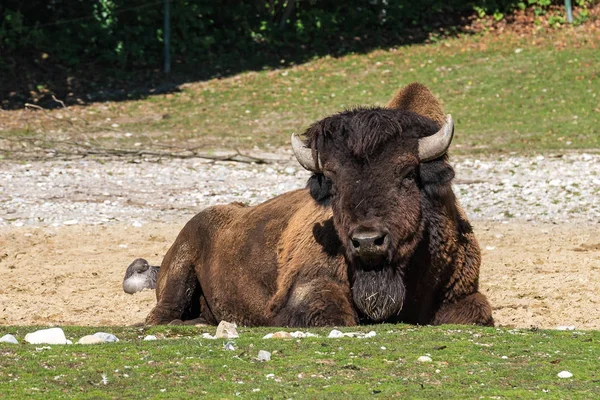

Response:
(1, 325), (599, 398)
(1, 27), (599, 155)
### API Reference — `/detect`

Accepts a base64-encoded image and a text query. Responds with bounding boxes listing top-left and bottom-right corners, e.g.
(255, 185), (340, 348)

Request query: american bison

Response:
(145, 82), (494, 327)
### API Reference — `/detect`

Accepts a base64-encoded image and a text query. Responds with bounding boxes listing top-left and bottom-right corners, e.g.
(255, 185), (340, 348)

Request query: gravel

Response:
(1, 152), (598, 228)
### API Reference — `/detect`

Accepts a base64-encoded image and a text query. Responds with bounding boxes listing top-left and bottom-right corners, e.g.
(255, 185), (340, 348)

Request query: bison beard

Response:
(351, 266), (405, 322)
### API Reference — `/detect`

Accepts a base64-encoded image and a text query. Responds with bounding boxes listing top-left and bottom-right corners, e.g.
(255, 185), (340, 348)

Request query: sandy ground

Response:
(0, 220), (598, 329)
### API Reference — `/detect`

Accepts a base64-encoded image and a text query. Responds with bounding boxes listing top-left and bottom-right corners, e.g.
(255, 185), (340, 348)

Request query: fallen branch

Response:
(0, 135), (285, 164)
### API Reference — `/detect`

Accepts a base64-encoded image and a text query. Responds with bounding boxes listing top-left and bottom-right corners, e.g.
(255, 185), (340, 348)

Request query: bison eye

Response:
(397, 166), (416, 187)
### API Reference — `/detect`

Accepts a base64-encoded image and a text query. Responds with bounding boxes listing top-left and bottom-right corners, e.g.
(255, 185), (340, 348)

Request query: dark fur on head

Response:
(302, 107), (457, 321)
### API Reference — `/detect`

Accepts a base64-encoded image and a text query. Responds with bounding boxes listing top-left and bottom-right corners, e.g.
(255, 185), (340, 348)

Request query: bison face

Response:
(293, 108), (455, 321)
(319, 145), (423, 269)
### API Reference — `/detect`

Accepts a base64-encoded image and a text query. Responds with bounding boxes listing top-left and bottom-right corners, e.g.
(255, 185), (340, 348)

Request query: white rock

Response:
(290, 331), (318, 338)
(364, 331), (376, 338)
(257, 350), (271, 362)
(284, 167), (296, 175)
(77, 335), (105, 345)
(63, 219), (78, 225)
(262, 333), (274, 339)
(548, 179), (561, 187)
(0, 334), (18, 344)
(24, 328), (69, 345)
(417, 356), (433, 363)
(143, 335), (158, 341)
(216, 321), (239, 339)
(271, 331), (292, 339)
(328, 329), (344, 338)
(224, 342), (236, 351)
(557, 371), (573, 379)
(556, 325), (576, 331)
(202, 333), (217, 339)
(93, 332), (119, 342)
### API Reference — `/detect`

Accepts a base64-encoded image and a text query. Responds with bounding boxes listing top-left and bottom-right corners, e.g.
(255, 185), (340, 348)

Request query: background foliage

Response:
(0, 0), (594, 107)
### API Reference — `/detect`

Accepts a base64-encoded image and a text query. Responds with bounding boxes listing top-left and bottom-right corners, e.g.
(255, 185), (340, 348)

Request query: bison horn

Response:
(291, 133), (321, 172)
(418, 114), (454, 162)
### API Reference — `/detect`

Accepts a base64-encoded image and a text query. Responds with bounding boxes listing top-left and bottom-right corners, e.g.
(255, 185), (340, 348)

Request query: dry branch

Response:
(0, 135), (283, 164)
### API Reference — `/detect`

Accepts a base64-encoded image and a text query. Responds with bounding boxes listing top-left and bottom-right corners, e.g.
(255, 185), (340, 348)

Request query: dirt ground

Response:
(0, 221), (598, 329)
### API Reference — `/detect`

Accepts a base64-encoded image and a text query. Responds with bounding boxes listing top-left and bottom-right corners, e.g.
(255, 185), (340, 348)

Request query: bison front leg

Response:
(271, 279), (358, 327)
(432, 292), (494, 326)
(145, 239), (199, 326)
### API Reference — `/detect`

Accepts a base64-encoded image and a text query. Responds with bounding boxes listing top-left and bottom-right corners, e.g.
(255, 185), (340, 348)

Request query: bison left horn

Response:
(291, 133), (322, 172)
(418, 114), (454, 162)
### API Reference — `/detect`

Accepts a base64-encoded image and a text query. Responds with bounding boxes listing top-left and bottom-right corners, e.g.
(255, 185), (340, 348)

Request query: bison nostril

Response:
(350, 230), (388, 256)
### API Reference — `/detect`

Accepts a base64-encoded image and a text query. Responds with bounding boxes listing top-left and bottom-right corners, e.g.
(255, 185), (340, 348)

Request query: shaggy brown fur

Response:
(145, 82), (494, 327)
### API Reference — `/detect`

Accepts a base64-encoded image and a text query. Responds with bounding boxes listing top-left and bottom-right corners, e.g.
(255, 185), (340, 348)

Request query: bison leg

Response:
(145, 239), (200, 325)
(432, 292), (494, 326)
(273, 279), (358, 327)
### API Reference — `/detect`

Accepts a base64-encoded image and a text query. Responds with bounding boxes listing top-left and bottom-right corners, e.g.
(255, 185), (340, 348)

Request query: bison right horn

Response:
(291, 133), (322, 172)
(418, 114), (454, 162)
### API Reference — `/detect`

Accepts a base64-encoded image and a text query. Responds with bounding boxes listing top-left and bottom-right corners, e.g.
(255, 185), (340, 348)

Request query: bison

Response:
(145, 82), (494, 327)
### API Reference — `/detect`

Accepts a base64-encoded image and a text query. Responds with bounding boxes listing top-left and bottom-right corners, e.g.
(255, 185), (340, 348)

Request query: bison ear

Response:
(307, 174), (332, 206)
(419, 157), (455, 198)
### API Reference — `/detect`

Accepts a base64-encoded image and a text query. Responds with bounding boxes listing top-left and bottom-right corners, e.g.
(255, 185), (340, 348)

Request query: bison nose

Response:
(350, 230), (389, 258)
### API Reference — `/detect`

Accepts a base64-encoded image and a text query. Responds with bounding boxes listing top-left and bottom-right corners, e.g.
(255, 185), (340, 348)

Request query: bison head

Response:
(292, 93), (455, 321)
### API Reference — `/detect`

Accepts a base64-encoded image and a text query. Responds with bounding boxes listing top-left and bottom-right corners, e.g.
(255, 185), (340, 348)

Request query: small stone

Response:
(262, 333), (274, 339)
(63, 219), (78, 226)
(328, 329), (344, 338)
(549, 179), (561, 187)
(24, 328), (69, 345)
(284, 167), (296, 175)
(557, 371), (573, 379)
(143, 335), (157, 341)
(0, 334), (18, 344)
(364, 331), (376, 338)
(93, 332), (119, 342)
(556, 325), (576, 331)
(215, 321), (239, 339)
(272, 331), (292, 339)
(224, 342), (236, 351)
(257, 350), (271, 362)
(417, 356), (432, 363)
(290, 331), (318, 338)
(77, 335), (104, 345)
(202, 333), (217, 340)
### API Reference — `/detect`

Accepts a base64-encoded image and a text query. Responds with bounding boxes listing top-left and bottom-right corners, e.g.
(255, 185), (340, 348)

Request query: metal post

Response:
(164, 0), (171, 74)
(565, 0), (573, 23)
